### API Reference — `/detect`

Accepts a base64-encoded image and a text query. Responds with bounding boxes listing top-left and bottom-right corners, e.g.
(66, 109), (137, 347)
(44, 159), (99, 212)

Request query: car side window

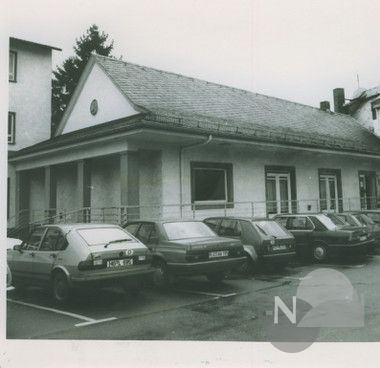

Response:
(287, 217), (314, 230)
(309, 216), (326, 231)
(40, 228), (66, 251)
(219, 220), (241, 237)
(125, 223), (140, 235)
(274, 217), (288, 228)
(21, 227), (46, 250)
(204, 219), (219, 232)
(136, 223), (155, 244)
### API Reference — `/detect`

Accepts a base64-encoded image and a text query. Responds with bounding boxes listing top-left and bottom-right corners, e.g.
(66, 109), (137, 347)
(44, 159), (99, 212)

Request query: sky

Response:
(5, 0), (380, 109)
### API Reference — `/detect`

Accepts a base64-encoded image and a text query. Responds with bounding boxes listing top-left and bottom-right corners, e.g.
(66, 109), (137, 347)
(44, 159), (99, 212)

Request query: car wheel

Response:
(52, 272), (71, 304)
(240, 254), (256, 275)
(152, 259), (169, 288)
(206, 272), (225, 284)
(312, 244), (328, 262)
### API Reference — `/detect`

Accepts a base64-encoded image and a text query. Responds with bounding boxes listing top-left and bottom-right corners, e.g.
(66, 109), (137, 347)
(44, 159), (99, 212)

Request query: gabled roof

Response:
(92, 54), (380, 155)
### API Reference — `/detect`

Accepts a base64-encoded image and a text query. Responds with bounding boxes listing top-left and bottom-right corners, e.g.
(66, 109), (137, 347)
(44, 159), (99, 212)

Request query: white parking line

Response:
(75, 317), (117, 327)
(7, 298), (94, 322)
(173, 289), (237, 298)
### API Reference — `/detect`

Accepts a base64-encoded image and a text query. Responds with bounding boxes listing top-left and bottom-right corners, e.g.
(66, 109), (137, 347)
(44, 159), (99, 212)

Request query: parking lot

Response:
(7, 251), (380, 341)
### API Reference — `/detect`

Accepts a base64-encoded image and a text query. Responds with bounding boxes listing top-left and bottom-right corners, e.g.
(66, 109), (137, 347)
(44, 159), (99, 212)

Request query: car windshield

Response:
(77, 227), (133, 246)
(316, 215), (338, 230)
(163, 222), (216, 240)
(340, 214), (361, 227)
(254, 220), (289, 238)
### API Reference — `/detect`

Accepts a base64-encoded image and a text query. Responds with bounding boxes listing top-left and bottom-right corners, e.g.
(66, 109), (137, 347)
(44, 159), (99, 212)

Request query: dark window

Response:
(309, 216), (327, 231)
(191, 162), (233, 208)
(204, 218), (219, 232)
(7, 177), (10, 220)
(40, 228), (66, 251)
(287, 217), (314, 230)
(136, 223), (156, 244)
(9, 51), (17, 82)
(8, 112), (15, 144)
(22, 227), (46, 250)
(219, 219), (242, 237)
(372, 108), (377, 120)
(125, 223), (140, 235)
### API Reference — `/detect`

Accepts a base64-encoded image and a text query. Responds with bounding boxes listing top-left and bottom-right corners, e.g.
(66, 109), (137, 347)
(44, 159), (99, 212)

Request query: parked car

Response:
(6, 238), (22, 288)
(273, 213), (374, 262)
(203, 217), (296, 273)
(123, 220), (245, 287)
(361, 210), (380, 225)
(343, 212), (380, 246)
(7, 224), (154, 303)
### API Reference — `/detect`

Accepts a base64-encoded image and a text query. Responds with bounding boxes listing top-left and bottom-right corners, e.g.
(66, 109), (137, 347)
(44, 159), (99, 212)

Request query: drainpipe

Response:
(179, 135), (213, 218)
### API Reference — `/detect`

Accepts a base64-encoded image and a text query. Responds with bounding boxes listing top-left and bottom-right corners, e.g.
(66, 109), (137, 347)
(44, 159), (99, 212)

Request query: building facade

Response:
(8, 54), (380, 232)
(8, 37), (61, 226)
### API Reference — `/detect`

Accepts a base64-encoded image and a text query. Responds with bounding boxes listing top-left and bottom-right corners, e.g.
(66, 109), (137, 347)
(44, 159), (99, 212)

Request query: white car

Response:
(7, 237), (22, 288)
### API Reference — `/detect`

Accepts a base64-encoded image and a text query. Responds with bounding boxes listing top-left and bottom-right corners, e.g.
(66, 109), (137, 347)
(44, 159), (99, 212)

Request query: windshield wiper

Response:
(104, 238), (132, 248)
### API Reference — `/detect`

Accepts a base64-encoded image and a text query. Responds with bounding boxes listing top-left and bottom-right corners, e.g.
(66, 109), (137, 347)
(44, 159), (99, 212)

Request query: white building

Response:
(8, 54), (380, 233)
(8, 37), (61, 227)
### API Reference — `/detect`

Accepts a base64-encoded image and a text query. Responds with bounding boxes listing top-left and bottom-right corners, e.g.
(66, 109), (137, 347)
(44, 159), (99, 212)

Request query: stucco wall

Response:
(55, 163), (77, 218)
(353, 99), (380, 136)
(8, 43), (52, 150)
(62, 63), (138, 135)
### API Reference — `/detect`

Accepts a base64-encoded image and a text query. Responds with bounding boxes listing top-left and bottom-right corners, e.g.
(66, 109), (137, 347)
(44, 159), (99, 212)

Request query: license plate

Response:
(107, 258), (133, 268)
(272, 245), (287, 251)
(359, 236), (367, 241)
(209, 250), (229, 258)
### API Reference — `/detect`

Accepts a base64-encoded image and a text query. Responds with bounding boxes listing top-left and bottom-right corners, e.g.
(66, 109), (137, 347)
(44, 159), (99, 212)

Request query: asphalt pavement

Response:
(7, 253), (380, 341)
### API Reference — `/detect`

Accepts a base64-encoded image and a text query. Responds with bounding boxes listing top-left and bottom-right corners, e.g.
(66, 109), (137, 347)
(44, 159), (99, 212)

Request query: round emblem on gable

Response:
(90, 99), (98, 115)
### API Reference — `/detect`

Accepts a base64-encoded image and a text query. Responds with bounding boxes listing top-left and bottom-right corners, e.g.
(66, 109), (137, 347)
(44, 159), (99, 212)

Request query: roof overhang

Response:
(10, 37), (62, 51)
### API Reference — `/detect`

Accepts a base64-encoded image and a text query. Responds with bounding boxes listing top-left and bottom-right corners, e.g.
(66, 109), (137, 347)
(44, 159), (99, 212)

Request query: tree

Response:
(52, 24), (114, 133)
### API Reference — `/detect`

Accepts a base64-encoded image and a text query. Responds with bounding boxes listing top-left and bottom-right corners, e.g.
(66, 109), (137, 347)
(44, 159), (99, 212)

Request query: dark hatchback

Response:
(273, 214), (374, 262)
(123, 220), (245, 287)
(203, 217), (295, 273)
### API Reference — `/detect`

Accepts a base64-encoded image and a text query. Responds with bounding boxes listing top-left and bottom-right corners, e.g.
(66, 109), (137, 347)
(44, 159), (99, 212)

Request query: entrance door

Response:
(359, 172), (377, 209)
(266, 173), (292, 215)
(319, 175), (338, 211)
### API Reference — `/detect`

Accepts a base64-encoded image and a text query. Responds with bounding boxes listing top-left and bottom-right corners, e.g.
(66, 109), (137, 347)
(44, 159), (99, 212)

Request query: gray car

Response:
(7, 223), (154, 303)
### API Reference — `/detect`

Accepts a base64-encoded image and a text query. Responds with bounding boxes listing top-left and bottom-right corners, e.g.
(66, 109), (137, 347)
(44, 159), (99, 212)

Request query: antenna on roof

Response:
(356, 72), (360, 88)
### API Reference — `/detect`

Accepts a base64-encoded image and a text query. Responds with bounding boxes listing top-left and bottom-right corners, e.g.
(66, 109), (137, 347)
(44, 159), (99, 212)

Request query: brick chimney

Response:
(333, 88), (346, 113)
(320, 101), (331, 112)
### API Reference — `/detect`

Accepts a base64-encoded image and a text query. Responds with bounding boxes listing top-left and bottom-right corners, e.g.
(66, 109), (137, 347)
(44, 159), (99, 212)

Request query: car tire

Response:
(152, 259), (169, 289)
(52, 272), (71, 304)
(206, 272), (225, 284)
(240, 254), (256, 275)
(312, 243), (328, 262)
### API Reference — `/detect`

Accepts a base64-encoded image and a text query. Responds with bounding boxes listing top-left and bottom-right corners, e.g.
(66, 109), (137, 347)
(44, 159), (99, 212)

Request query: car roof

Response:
(37, 223), (121, 231)
(125, 219), (205, 224)
(361, 210), (380, 213)
(204, 216), (271, 221)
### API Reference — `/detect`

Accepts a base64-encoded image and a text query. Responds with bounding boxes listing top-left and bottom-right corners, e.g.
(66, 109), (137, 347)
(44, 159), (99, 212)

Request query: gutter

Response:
(179, 135), (213, 218)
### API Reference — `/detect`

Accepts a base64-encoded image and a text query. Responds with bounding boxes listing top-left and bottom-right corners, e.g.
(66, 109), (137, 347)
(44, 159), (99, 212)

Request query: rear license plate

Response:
(359, 236), (367, 241)
(209, 250), (229, 258)
(107, 258), (133, 268)
(272, 245), (287, 251)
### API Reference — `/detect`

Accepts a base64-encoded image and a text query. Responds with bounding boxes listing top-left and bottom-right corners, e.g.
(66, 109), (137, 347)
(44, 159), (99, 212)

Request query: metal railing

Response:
(8, 196), (379, 237)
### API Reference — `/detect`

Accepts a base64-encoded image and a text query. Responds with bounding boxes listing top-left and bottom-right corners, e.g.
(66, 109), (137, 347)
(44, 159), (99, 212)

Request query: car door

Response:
(8, 227), (47, 282)
(286, 216), (314, 255)
(32, 227), (64, 285)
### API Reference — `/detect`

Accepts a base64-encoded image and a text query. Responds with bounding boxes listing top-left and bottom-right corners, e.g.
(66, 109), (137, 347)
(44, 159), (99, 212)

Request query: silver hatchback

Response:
(7, 223), (154, 303)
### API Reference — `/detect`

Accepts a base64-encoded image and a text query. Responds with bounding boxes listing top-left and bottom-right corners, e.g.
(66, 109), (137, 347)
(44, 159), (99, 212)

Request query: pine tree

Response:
(52, 25), (114, 134)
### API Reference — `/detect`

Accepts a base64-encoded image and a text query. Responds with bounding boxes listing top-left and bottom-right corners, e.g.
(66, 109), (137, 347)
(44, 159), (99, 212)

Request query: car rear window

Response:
(163, 222), (216, 240)
(77, 227), (133, 246)
(254, 220), (289, 238)
(327, 214), (346, 226)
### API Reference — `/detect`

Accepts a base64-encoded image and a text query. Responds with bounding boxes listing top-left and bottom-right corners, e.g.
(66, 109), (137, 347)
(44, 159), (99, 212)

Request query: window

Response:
(265, 166), (296, 215)
(204, 218), (220, 232)
(125, 223), (140, 236)
(22, 227), (46, 250)
(40, 228), (66, 251)
(8, 112), (15, 144)
(191, 162), (233, 208)
(136, 223), (156, 244)
(77, 227), (132, 246)
(318, 169), (342, 212)
(9, 51), (17, 82)
(286, 217), (314, 231)
(163, 221), (216, 241)
(254, 220), (289, 238)
(372, 107), (377, 120)
(219, 219), (242, 237)
(7, 178), (10, 220)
